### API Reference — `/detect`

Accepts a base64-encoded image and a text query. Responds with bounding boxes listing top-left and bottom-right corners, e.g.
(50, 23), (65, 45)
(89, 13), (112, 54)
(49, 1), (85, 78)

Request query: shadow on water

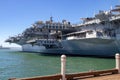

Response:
(8, 48), (115, 59)
(35, 52), (115, 59)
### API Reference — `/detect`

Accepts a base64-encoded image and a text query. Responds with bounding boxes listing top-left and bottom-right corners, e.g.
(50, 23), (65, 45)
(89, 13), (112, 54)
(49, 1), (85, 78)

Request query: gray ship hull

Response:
(21, 38), (120, 57)
(61, 38), (120, 57)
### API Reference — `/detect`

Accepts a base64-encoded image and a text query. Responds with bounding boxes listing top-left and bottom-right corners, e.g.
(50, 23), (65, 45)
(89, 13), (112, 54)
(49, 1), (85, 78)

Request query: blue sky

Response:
(0, 0), (119, 47)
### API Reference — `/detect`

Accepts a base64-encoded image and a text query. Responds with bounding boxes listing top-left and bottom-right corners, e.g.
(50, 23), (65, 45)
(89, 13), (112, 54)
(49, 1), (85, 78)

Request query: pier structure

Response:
(61, 55), (66, 80)
(116, 53), (120, 73)
(9, 54), (120, 80)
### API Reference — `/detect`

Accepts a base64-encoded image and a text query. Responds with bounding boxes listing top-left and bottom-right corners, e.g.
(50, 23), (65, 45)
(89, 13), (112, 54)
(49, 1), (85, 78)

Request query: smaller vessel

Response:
(0, 45), (10, 49)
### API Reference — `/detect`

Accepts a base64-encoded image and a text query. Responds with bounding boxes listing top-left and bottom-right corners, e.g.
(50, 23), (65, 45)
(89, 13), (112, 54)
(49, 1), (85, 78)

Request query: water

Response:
(0, 48), (115, 80)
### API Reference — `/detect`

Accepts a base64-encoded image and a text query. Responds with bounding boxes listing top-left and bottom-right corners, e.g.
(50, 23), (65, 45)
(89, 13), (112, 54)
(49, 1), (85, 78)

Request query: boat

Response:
(0, 45), (10, 49)
(5, 5), (120, 57)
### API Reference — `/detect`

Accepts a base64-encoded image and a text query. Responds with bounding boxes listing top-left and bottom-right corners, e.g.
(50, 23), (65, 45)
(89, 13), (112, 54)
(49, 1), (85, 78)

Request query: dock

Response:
(81, 74), (120, 80)
(9, 54), (120, 80)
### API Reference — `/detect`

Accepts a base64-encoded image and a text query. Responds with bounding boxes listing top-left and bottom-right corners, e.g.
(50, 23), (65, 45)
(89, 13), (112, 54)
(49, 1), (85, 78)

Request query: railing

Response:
(9, 74), (62, 80)
(66, 69), (118, 80)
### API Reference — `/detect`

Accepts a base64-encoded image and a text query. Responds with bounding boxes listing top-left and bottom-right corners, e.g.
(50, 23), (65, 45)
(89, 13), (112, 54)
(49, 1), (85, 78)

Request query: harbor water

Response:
(0, 48), (115, 80)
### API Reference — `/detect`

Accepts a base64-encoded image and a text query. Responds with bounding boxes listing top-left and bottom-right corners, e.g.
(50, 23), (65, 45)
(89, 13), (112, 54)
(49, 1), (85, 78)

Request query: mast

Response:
(50, 16), (53, 23)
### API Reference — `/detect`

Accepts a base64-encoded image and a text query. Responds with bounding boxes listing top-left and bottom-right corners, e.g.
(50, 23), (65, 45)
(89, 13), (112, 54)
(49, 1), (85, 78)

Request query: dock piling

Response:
(115, 53), (120, 73)
(61, 55), (66, 80)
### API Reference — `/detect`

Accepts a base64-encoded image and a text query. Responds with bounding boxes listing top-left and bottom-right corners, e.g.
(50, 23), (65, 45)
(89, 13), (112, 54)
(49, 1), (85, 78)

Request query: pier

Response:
(9, 54), (120, 80)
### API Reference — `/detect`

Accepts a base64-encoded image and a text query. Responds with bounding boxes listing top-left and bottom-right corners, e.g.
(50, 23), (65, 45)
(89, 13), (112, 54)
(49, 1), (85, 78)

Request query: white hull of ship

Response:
(22, 44), (46, 52)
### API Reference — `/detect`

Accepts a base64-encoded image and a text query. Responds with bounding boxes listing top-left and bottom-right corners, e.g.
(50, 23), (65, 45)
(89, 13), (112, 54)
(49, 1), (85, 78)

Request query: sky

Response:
(0, 0), (120, 47)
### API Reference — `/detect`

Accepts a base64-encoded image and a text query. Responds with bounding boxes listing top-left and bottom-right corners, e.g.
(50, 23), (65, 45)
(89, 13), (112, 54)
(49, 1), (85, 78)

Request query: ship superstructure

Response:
(6, 5), (120, 57)
(6, 17), (76, 52)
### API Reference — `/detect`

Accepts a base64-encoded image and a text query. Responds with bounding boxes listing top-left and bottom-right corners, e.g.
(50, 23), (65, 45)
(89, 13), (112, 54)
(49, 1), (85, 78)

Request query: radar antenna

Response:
(50, 16), (53, 22)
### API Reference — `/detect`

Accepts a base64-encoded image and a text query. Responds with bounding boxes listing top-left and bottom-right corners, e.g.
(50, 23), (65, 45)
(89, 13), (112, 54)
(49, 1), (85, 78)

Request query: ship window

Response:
(53, 26), (55, 29)
(87, 31), (93, 34)
(44, 41), (46, 43)
(49, 30), (51, 32)
(60, 26), (62, 29)
(40, 29), (42, 32)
